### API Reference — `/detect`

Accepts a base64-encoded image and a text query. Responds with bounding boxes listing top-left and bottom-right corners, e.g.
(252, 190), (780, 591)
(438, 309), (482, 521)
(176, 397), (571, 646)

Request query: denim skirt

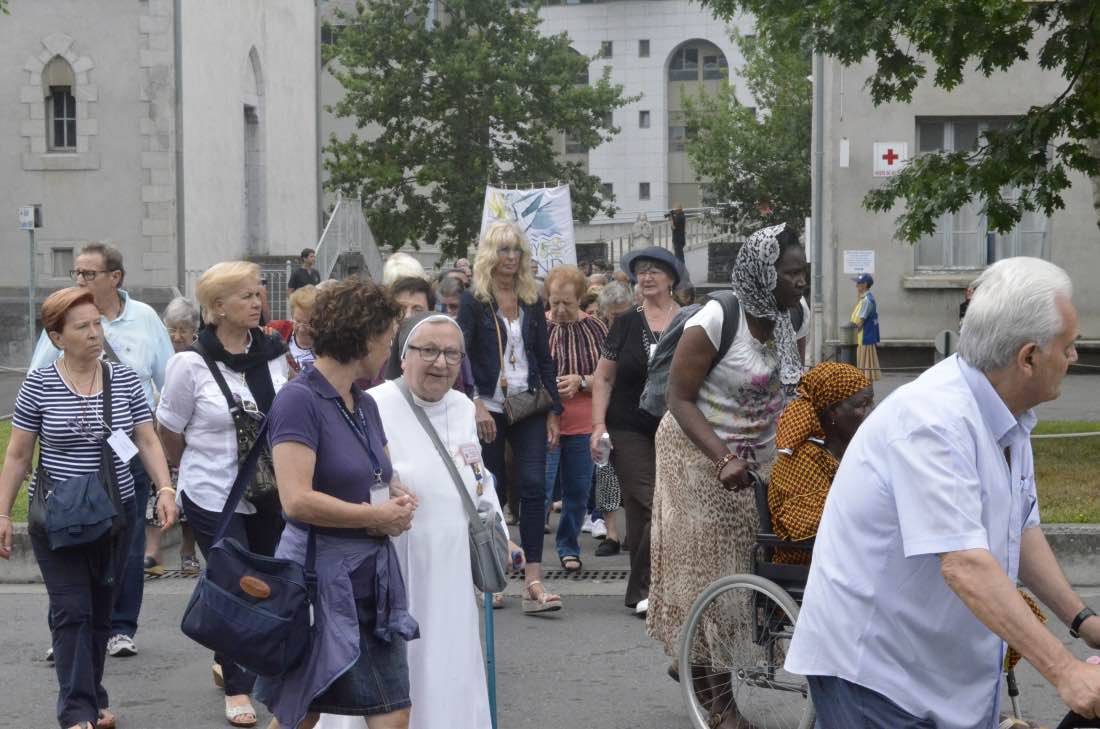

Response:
(309, 599), (411, 716)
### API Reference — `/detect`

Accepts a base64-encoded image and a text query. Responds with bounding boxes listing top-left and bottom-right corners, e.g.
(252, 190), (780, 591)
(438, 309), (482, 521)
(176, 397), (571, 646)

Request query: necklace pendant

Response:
(476, 482), (484, 496)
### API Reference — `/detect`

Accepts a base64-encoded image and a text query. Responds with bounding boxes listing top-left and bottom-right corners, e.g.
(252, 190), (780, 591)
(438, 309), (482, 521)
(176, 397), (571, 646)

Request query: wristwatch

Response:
(580, 375), (588, 392)
(1070, 606), (1096, 639)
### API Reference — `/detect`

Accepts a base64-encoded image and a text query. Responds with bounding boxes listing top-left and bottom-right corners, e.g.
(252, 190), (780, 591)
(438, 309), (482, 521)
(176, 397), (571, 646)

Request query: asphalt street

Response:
(2, 519), (1098, 729)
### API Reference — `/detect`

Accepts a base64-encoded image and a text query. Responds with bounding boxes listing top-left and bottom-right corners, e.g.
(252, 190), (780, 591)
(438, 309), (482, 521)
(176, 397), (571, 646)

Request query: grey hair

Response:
(438, 275), (464, 299)
(958, 257), (1073, 372)
(597, 281), (632, 315)
(162, 296), (199, 329)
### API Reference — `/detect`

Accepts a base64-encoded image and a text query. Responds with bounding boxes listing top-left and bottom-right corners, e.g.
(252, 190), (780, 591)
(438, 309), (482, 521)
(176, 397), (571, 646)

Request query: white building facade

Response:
(0, 0), (319, 363)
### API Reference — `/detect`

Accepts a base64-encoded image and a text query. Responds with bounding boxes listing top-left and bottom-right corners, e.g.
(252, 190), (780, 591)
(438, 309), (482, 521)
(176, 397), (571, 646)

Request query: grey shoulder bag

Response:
(396, 378), (510, 593)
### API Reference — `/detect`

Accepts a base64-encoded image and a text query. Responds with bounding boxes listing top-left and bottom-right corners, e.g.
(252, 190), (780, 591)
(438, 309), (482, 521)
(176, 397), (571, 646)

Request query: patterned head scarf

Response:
(732, 223), (801, 385)
(775, 363), (870, 451)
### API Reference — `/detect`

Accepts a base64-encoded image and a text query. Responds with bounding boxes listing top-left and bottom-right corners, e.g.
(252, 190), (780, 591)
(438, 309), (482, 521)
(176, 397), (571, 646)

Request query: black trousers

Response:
(609, 427), (656, 608)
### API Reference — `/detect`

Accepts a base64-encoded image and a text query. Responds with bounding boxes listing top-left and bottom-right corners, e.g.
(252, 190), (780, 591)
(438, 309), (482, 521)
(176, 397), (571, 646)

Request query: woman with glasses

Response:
(143, 297), (202, 576)
(266, 285), (319, 375)
(0, 287), (177, 729)
(457, 221), (563, 614)
(157, 262), (289, 727)
(589, 247), (684, 616)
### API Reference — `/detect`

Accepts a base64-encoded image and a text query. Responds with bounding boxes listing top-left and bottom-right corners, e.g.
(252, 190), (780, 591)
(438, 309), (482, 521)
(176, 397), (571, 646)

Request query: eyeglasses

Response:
(407, 345), (464, 364)
(70, 269), (110, 281)
(166, 327), (196, 338)
(497, 246), (523, 257)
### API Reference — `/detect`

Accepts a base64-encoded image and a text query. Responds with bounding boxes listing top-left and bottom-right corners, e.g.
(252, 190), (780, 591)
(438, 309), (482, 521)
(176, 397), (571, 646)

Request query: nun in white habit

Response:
(316, 314), (515, 729)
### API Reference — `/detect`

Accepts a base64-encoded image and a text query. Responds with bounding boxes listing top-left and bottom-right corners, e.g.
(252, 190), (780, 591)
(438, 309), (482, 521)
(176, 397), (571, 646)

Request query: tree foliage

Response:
(682, 32), (810, 236)
(698, 0), (1100, 242)
(323, 0), (635, 257)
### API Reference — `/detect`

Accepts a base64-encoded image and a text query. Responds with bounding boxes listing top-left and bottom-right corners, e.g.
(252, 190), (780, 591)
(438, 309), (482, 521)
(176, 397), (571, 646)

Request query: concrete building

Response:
(816, 51), (1100, 363)
(318, 0), (749, 271)
(0, 0), (319, 364)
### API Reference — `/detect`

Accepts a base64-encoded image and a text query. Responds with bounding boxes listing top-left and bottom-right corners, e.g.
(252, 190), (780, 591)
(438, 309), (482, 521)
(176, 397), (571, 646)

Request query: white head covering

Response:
(400, 314), (464, 360)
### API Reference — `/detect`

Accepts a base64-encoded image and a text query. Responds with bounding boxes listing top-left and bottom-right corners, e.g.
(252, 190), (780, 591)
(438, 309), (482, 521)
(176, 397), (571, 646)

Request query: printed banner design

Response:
(480, 185), (576, 278)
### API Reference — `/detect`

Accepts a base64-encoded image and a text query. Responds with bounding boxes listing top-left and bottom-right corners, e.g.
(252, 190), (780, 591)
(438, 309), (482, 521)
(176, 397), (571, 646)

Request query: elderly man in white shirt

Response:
(786, 257), (1100, 728)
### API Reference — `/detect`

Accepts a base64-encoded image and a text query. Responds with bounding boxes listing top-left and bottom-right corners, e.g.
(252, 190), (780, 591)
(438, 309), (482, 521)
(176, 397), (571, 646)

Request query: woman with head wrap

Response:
(769, 363), (873, 564)
(645, 223), (809, 728)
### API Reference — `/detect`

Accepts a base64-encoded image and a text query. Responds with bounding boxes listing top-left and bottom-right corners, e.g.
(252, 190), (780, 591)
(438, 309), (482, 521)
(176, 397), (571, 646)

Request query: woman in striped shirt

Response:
(545, 265), (608, 574)
(0, 287), (176, 729)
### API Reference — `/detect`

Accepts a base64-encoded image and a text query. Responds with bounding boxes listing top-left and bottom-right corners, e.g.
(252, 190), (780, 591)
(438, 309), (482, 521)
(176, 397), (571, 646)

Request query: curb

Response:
(2, 523), (1097, 587)
(1, 521), (182, 583)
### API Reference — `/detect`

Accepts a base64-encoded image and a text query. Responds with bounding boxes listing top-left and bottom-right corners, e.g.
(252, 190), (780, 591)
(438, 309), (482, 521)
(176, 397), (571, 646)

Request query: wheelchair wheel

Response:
(678, 574), (814, 729)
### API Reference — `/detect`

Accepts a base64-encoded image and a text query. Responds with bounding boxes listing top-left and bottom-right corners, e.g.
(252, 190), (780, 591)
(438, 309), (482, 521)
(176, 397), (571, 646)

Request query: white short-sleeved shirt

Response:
(785, 355), (1039, 729)
(156, 350), (288, 515)
(683, 297), (809, 458)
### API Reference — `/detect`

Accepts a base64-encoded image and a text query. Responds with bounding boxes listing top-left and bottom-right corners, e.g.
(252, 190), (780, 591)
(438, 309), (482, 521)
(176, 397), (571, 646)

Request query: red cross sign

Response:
(873, 142), (908, 177)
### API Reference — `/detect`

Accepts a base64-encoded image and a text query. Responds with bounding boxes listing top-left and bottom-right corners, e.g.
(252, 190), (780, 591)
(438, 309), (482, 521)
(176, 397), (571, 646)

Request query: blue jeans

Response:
(808, 675), (937, 728)
(111, 460), (150, 638)
(544, 434), (594, 560)
(482, 411), (547, 564)
(32, 499), (134, 728)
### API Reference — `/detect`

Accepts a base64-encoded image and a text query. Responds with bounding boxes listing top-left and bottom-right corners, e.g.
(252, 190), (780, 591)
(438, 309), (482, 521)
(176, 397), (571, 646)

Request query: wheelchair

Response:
(674, 473), (1100, 729)
(678, 473), (815, 729)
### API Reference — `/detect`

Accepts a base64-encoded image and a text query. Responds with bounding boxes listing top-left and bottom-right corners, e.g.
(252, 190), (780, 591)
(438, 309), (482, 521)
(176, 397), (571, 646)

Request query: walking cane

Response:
(484, 591), (499, 729)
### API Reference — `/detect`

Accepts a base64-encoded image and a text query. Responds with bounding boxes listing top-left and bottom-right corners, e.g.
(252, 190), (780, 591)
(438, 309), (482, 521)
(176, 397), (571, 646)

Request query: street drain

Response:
(149, 569), (631, 582)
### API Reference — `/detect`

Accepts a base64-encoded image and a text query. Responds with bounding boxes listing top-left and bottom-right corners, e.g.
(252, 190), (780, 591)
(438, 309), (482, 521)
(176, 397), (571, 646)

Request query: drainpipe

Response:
(811, 51), (825, 365)
(315, 0), (324, 236)
(173, 0), (186, 291)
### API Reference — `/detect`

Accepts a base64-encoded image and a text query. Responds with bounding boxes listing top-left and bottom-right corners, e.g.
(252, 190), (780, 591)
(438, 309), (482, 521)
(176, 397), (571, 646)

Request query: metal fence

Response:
(599, 217), (721, 269)
(316, 192), (383, 281)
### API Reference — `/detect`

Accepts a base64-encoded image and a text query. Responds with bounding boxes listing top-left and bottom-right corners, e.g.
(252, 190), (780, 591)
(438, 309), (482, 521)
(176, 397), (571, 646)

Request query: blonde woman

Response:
(457, 222), (564, 614)
(267, 284), (319, 374)
(157, 261), (289, 727)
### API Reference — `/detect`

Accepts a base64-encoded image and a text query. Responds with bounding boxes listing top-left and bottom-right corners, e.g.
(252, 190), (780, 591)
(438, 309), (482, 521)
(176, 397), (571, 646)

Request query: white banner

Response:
(480, 184), (576, 278)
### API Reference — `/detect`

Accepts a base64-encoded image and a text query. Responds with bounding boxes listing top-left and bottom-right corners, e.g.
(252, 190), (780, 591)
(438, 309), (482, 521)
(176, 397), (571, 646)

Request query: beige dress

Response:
(647, 299), (795, 660)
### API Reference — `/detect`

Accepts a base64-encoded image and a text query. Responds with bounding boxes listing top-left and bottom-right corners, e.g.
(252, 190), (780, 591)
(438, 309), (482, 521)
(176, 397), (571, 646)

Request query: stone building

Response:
(815, 50), (1100, 362)
(0, 0), (319, 364)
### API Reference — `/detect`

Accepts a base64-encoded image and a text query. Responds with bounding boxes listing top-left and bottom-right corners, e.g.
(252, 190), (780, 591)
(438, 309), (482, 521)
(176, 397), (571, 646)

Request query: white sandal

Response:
(225, 701), (257, 727)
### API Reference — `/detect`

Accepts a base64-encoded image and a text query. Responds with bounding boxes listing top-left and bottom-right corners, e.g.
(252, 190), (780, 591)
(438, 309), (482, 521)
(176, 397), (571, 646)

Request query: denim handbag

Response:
(28, 361), (126, 550)
(180, 422), (317, 677)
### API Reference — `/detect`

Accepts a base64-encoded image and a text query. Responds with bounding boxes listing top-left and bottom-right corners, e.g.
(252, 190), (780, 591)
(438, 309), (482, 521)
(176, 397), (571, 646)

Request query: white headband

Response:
(400, 314), (464, 360)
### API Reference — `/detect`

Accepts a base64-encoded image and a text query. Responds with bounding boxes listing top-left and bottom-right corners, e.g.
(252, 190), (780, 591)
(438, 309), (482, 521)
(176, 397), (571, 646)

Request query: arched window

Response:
(668, 41), (728, 83)
(43, 56), (76, 151)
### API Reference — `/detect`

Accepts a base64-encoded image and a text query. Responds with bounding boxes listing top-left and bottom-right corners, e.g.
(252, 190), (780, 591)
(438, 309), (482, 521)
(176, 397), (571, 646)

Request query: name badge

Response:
(107, 430), (139, 463)
(459, 443), (481, 465)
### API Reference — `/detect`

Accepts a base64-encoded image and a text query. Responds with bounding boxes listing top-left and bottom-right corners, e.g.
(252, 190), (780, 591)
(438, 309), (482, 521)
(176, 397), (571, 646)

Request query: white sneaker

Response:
(581, 514), (594, 534)
(634, 598), (649, 617)
(107, 634), (137, 657)
(590, 518), (608, 539)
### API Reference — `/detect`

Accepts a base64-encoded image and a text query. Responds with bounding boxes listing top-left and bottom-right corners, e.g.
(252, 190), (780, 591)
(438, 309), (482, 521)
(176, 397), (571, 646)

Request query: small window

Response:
(669, 125), (688, 152)
(564, 132), (587, 154)
(669, 47), (699, 81)
(601, 182), (613, 198)
(600, 41), (613, 59)
(48, 86), (77, 151)
(702, 53), (729, 81)
(639, 110), (651, 128)
(638, 39), (650, 58)
(51, 248), (74, 278)
(601, 111), (613, 128)
(639, 182), (650, 200)
(918, 121), (945, 152)
(320, 24), (343, 46)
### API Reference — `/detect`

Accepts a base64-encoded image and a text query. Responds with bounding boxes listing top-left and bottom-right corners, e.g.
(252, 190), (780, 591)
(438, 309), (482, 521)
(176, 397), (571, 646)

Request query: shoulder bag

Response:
(28, 361), (126, 550)
(491, 303), (552, 426)
(180, 421), (317, 677)
(191, 342), (279, 507)
(396, 379), (510, 593)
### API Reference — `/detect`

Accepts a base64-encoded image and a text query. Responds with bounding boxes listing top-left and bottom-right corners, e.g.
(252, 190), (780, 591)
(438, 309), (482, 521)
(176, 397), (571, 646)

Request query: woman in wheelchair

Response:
(768, 363), (872, 565)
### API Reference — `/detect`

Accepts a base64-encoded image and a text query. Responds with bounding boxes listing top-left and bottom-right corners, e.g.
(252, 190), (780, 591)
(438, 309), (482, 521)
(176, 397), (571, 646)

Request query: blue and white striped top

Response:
(13, 362), (152, 501)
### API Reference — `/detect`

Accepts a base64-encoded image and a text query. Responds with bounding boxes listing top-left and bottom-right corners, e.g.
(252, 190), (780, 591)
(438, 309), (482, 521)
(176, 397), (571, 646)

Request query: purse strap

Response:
(490, 301), (509, 395)
(395, 378), (483, 528)
(211, 417), (316, 573)
(191, 341), (247, 428)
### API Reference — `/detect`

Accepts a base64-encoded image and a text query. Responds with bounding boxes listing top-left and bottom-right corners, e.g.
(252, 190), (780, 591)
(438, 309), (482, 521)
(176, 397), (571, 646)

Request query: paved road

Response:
(2, 514), (1097, 729)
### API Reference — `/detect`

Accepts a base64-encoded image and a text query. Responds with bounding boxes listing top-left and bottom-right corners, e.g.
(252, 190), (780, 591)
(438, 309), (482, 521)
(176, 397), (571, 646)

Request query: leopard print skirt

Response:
(646, 412), (775, 660)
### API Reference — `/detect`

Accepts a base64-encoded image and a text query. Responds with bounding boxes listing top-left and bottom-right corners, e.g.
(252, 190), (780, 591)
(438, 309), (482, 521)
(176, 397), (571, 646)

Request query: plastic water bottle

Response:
(594, 433), (612, 467)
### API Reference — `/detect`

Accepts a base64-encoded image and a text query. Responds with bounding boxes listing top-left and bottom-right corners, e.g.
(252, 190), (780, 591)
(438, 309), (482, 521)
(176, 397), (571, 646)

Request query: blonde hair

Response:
(195, 261), (261, 324)
(382, 252), (428, 287)
(472, 222), (539, 305)
(288, 284), (319, 317)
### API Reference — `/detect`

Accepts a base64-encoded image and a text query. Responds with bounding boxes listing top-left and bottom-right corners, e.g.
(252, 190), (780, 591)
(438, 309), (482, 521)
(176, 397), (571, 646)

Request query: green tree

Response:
(324, 0), (635, 257)
(682, 32), (810, 236)
(698, 0), (1100, 241)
